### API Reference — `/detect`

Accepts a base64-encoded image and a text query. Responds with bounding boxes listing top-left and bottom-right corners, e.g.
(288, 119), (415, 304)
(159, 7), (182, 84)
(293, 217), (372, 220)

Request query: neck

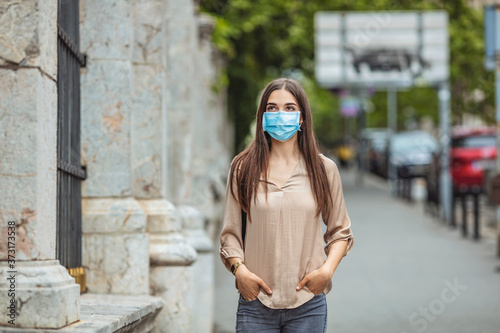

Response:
(269, 136), (301, 161)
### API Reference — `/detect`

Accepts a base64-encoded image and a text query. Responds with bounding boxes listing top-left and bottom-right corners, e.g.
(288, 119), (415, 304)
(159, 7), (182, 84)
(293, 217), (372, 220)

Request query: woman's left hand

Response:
(295, 265), (333, 295)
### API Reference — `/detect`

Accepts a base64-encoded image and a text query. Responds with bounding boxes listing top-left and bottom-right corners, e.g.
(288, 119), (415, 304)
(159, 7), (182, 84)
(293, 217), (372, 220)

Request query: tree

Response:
(201, 0), (494, 154)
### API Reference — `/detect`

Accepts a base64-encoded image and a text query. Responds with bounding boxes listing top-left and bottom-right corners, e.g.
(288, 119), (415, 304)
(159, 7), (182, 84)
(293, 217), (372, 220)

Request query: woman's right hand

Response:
(235, 265), (273, 301)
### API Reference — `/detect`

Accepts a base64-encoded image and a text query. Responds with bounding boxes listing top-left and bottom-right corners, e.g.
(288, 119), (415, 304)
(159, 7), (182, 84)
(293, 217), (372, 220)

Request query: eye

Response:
(266, 105), (277, 111)
(286, 106), (296, 111)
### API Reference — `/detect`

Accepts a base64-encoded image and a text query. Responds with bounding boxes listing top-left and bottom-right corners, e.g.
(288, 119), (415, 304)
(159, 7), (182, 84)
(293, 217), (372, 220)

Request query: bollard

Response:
(407, 178), (413, 202)
(403, 179), (407, 200)
(451, 192), (457, 228)
(488, 174), (500, 257)
(461, 193), (467, 237)
(473, 192), (480, 240)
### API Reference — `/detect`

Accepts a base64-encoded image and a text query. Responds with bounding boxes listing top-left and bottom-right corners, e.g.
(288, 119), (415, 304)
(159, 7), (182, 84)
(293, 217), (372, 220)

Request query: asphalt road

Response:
(213, 168), (500, 333)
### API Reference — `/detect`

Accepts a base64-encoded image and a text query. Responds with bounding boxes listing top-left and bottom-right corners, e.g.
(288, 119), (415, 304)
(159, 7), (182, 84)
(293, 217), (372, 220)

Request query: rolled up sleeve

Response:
(323, 160), (354, 257)
(219, 160), (245, 272)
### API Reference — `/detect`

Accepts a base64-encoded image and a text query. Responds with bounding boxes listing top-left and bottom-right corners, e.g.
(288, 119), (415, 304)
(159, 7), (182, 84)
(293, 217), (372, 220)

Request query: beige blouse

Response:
(219, 153), (354, 309)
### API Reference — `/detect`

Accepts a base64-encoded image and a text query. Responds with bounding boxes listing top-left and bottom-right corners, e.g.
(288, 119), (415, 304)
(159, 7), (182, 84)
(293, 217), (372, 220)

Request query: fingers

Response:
(241, 292), (257, 301)
(257, 278), (273, 294)
(296, 274), (310, 291)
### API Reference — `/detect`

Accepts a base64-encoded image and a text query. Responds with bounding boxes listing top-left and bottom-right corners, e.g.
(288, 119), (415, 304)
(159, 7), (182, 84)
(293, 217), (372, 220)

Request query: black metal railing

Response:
(56, 0), (87, 291)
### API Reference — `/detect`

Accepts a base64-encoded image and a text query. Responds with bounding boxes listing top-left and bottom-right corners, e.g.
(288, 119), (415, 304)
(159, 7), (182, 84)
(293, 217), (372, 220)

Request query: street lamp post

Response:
(438, 82), (452, 225)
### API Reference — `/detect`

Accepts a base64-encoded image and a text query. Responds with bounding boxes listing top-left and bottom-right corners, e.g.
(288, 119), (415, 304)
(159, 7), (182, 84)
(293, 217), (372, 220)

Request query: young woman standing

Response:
(219, 78), (354, 332)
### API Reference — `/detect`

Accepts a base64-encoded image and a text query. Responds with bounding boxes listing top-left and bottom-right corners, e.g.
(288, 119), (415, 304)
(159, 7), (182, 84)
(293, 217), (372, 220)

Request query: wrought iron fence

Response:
(56, 0), (87, 292)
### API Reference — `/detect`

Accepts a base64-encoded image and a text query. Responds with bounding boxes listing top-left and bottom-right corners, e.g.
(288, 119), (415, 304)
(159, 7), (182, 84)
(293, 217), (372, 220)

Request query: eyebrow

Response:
(266, 102), (298, 106)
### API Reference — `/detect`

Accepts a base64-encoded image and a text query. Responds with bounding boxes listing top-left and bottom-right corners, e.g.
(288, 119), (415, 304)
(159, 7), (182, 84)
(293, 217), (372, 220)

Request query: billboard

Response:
(315, 11), (449, 88)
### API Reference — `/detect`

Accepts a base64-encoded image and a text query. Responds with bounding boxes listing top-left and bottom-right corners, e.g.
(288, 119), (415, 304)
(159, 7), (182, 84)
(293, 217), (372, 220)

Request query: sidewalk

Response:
(213, 167), (500, 333)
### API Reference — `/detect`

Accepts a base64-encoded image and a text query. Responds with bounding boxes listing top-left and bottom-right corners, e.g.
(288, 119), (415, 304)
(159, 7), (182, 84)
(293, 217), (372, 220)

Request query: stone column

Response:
(126, 0), (201, 331)
(147, 201), (197, 333)
(179, 206), (214, 333)
(0, 0), (80, 328)
(191, 13), (233, 243)
(166, 0), (197, 205)
(79, 0), (149, 295)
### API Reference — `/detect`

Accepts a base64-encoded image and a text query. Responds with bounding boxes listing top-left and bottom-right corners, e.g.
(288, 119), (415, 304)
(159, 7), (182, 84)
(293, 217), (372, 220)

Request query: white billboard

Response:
(315, 11), (449, 88)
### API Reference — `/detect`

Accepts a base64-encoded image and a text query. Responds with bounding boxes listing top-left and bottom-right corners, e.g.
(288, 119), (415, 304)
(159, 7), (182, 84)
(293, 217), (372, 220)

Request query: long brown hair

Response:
(229, 78), (333, 223)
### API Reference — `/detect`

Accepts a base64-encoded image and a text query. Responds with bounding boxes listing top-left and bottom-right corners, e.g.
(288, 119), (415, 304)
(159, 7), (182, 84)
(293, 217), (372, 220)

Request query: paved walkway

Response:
(213, 167), (500, 333)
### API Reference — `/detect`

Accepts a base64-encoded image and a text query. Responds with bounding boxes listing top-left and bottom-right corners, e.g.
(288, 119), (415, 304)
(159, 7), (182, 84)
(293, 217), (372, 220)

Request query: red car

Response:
(451, 127), (497, 193)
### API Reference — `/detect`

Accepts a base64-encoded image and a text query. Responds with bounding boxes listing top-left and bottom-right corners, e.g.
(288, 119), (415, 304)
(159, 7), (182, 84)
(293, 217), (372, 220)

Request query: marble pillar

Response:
(147, 200), (197, 333)
(179, 206), (214, 333)
(128, 1), (201, 331)
(0, 0), (80, 328)
(166, 0), (197, 205)
(191, 13), (233, 243)
(79, 0), (150, 295)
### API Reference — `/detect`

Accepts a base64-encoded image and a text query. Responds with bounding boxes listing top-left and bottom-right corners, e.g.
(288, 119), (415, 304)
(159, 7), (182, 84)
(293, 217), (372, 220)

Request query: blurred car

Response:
(426, 126), (497, 206)
(425, 149), (441, 212)
(450, 126), (496, 193)
(387, 131), (438, 179)
(357, 128), (392, 176)
(368, 130), (391, 176)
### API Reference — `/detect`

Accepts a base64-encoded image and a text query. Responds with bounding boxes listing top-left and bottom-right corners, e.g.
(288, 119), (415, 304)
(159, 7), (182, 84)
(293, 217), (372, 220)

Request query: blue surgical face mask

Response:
(262, 111), (302, 142)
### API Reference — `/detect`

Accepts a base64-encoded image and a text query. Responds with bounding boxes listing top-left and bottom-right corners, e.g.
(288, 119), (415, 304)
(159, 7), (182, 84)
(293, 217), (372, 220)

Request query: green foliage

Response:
(201, 0), (495, 154)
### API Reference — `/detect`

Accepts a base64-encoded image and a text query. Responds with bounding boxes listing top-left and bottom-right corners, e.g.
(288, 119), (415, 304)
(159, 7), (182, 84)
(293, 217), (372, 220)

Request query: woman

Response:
(219, 78), (354, 332)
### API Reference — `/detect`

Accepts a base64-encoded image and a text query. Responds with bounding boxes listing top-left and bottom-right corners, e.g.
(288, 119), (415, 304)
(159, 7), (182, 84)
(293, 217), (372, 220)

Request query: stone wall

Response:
(0, 0), (229, 329)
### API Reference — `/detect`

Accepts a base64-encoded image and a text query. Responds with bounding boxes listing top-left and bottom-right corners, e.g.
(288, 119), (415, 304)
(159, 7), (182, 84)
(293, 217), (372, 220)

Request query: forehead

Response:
(267, 89), (298, 104)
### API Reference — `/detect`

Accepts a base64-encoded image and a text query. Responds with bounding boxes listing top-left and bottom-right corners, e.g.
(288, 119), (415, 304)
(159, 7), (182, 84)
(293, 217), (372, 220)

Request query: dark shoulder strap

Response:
(239, 157), (248, 252)
(241, 208), (247, 252)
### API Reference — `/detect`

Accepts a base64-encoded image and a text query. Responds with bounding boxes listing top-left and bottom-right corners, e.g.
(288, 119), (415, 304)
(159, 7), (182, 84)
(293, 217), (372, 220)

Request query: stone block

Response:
(0, 260), (80, 328)
(0, 293), (164, 332)
(82, 197), (146, 234)
(140, 199), (181, 234)
(190, 252), (214, 333)
(131, 0), (163, 64)
(79, 0), (132, 60)
(179, 205), (214, 332)
(131, 64), (164, 199)
(149, 234), (197, 266)
(83, 233), (149, 295)
(0, 0), (57, 79)
(167, 109), (193, 204)
(80, 60), (132, 197)
(82, 198), (149, 295)
(146, 201), (199, 332)
(150, 265), (194, 333)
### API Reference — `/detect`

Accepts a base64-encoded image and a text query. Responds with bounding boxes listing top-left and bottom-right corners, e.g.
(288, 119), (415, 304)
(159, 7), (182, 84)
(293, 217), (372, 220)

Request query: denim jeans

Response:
(236, 293), (327, 333)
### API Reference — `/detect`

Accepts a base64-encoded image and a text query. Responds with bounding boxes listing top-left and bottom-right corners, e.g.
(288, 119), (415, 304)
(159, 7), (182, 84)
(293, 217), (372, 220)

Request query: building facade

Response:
(0, 0), (231, 331)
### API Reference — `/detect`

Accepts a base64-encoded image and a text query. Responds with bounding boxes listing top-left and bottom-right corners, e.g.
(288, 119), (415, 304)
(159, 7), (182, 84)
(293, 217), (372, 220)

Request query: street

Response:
(214, 166), (500, 333)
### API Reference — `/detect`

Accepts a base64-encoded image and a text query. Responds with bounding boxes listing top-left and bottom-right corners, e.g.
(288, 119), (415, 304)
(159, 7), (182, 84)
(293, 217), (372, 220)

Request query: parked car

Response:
(426, 126), (497, 208)
(357, 128), (392, 175)
(450, 126), (496, 193)
(425, 149), (441, 214)
(387, 131), (438, 179)
(369, 130), (391, 177)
